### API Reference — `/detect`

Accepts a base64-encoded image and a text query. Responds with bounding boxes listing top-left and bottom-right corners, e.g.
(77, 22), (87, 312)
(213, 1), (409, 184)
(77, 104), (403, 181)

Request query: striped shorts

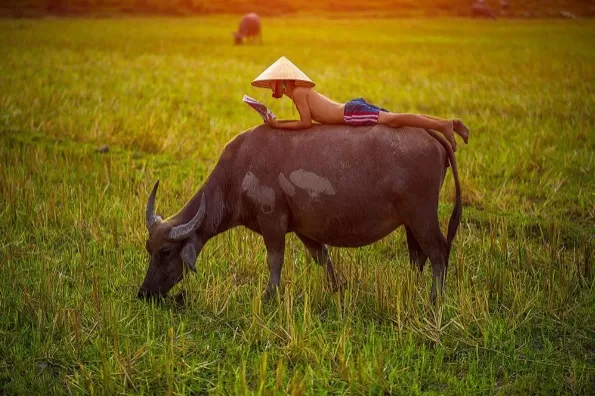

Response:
(343, 98), (388, 126)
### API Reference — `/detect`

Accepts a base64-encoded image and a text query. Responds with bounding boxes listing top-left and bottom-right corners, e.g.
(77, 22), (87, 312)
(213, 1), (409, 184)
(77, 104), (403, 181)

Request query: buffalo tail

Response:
(424, 129), (462, 254)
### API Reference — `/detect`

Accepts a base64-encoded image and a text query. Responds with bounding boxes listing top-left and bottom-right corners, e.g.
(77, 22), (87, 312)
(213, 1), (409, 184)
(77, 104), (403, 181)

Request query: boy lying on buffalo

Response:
(252, 56), (470, 151)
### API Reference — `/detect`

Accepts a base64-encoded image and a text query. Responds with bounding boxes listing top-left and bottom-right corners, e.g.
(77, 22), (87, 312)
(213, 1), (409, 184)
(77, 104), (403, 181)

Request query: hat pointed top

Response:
(251, 56), (315, 89)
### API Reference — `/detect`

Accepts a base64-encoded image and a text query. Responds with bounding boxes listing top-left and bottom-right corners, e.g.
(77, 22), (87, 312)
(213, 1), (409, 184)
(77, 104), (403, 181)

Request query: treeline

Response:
(2, 0), (594, 17)
(5, 0), (464, 16)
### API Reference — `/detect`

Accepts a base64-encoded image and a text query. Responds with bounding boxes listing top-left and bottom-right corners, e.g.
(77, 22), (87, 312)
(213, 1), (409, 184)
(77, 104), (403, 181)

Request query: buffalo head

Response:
(138, 181), (206, 299)
(233, 31), (243, 45)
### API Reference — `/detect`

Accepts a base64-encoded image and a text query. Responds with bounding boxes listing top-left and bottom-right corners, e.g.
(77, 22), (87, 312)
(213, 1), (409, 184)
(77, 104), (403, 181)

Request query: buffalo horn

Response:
(146, 181), (162, 230)
(168, 194), (206, 240)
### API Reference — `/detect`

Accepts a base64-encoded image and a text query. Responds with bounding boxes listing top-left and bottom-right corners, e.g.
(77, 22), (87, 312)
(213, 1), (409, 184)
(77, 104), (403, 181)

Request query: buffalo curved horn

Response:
(145, 181), (162, 231)
(168, 194), (206, 241)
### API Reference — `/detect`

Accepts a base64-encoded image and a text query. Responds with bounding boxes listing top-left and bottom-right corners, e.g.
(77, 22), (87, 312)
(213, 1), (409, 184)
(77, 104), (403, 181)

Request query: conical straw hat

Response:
(251, 56), (315, 88)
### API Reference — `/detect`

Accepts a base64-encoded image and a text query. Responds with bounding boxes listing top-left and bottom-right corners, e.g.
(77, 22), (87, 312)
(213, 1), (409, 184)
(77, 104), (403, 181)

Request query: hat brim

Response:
(251, 56), (315, 89)
(251, 79), (315, 89)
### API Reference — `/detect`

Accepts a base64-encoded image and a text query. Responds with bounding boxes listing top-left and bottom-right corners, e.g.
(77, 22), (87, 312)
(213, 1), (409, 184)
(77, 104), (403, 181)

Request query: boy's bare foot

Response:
(453, 119), (470, 144)
(441, 120), (457, 152)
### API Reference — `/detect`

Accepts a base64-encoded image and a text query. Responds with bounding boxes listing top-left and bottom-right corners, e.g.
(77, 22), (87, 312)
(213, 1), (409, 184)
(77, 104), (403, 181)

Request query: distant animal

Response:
(500, 0), (509, 17)
(233, 13), (261, 45)
(471, 0), (496, 18)
(138, 125), (462, 304)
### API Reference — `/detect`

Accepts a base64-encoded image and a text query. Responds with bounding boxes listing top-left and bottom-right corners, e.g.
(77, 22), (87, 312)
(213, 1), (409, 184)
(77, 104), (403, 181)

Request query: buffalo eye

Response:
(158, 246), (172, 258)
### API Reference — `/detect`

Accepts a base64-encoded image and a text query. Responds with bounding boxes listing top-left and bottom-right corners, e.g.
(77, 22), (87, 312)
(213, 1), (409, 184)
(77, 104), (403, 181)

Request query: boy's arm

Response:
(266, 89), (312, 130)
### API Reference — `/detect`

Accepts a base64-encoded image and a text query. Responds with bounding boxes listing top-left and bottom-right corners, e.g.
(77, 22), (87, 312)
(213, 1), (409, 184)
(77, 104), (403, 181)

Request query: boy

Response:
(252, 56), (469, 151)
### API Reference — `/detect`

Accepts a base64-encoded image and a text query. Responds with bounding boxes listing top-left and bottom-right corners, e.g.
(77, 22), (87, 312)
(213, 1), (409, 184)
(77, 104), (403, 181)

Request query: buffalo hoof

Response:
(137, 289), (149, 299)
(174, 291), (188, 305)
(262, 287), (281, 302)
(329, 274), (347, 293)
(330, 281), (346, 294)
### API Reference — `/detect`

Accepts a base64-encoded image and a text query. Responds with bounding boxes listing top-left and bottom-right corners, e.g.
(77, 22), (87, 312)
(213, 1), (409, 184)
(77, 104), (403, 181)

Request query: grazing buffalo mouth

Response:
(137, 287), (167, 300)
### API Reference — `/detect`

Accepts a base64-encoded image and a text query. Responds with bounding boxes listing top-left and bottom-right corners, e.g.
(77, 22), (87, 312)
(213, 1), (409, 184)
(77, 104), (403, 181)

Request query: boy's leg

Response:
(378, 112), (457, 151)
(419, 114), (469, 143)
(452, 119), (470, 143)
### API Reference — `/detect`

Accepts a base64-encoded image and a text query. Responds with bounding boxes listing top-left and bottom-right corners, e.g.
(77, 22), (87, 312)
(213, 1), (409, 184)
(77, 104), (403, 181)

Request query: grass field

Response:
(0, 16), (594, 394)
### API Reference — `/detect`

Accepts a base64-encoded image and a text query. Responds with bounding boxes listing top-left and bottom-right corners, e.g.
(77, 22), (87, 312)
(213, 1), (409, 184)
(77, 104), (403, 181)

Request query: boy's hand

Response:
(265, 113), (279, 128)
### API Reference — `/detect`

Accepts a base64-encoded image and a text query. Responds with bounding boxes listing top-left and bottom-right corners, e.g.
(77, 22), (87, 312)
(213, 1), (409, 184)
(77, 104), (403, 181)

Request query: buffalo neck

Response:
(172, 171), (235, 241)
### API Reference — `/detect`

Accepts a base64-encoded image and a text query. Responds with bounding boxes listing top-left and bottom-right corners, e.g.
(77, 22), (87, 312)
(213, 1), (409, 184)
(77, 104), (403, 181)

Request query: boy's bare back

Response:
(296, 87), (344, 124)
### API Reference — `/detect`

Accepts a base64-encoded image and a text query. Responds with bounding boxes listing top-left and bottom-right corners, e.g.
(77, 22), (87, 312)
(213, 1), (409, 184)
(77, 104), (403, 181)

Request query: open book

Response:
(243, 95), (276, 122)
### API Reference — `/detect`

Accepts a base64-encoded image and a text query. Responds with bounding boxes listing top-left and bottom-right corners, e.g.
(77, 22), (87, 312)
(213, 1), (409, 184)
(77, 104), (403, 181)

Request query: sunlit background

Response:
(3, 0), (594, 17)
(0, 1), (593, 394)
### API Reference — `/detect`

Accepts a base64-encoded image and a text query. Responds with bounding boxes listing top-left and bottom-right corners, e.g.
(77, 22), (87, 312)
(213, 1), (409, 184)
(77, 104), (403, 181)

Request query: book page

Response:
(243, 95), (276, 121)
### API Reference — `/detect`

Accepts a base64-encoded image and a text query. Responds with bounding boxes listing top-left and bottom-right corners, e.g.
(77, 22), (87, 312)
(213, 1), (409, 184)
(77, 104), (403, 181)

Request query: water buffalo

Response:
(139, 124), (462, 303)
(471, 0), (496, 18)
(233, 13), (261, 45)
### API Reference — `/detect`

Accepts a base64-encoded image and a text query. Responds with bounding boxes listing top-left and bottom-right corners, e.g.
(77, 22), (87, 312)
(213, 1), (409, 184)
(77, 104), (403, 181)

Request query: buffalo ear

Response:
(181, 243), (197, 273)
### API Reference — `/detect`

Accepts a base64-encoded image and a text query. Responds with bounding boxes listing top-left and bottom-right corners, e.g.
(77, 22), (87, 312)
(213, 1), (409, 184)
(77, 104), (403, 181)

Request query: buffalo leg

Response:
(258, 216), (287, 301)
(296, 233), (344, 292)
(405, 226), (428, 272)
(407, 218), (449, 303)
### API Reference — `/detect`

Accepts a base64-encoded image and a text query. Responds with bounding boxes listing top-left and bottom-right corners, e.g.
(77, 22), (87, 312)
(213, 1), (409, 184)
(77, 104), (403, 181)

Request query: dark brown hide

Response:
(139, 124), (462, 303)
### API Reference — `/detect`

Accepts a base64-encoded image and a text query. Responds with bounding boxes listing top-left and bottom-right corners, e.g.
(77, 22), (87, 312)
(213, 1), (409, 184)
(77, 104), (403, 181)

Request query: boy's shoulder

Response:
(293, 86), (313, 97)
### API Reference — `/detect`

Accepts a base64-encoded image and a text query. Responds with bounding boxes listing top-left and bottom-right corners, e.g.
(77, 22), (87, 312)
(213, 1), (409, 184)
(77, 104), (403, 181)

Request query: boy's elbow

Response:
(301, 120), (312, 128)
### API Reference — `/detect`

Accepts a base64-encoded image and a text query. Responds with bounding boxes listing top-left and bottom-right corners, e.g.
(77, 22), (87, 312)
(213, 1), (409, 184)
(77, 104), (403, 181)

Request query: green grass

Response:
(0, 16), (594, 394)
